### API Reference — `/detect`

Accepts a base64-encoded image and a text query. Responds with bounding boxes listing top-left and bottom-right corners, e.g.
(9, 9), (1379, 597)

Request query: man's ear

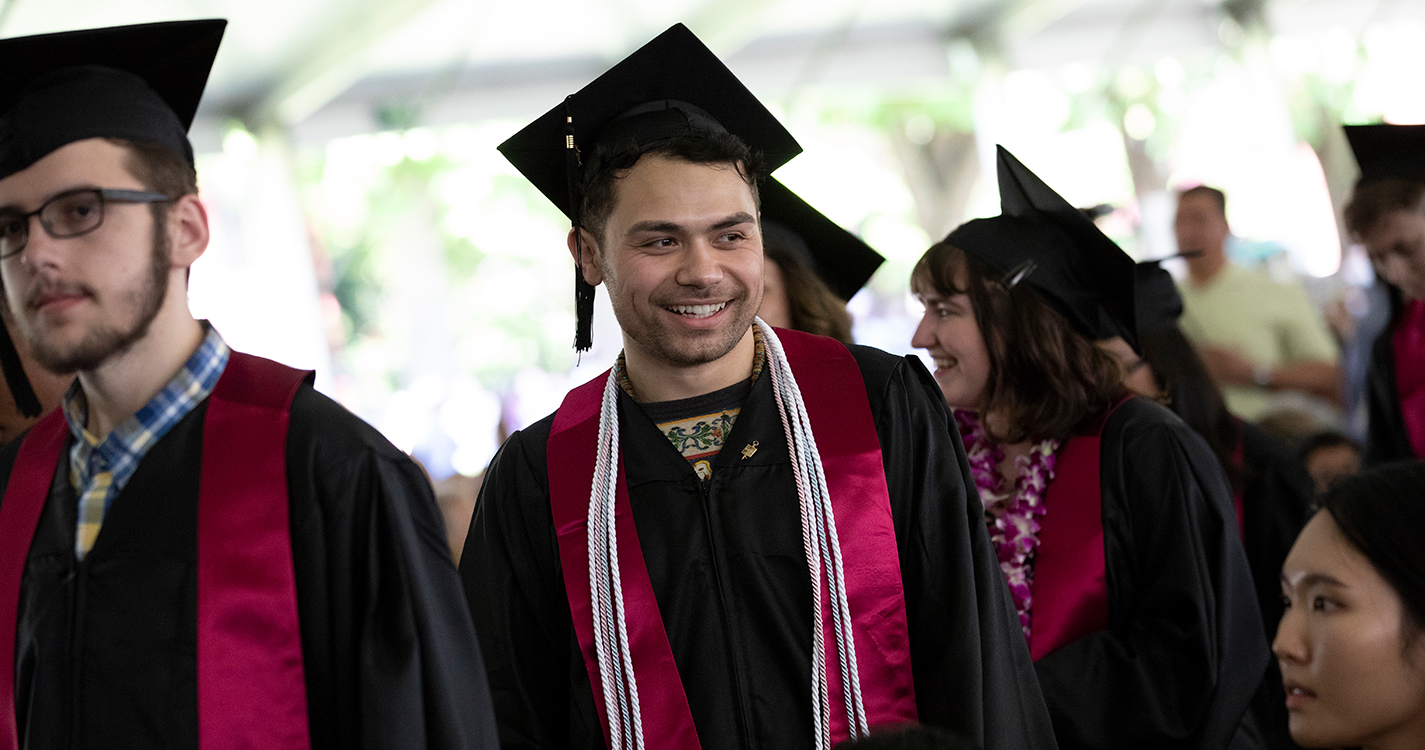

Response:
(166, 193), (209, 269)
(566, 227), (604, 286)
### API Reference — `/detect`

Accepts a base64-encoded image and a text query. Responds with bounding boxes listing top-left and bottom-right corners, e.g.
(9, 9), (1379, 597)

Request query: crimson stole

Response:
(1392, 298), (1425, 458)
(1027, 397), (1130, 662)
(0, 352), (313, 750)
(546, 329), (918, 747)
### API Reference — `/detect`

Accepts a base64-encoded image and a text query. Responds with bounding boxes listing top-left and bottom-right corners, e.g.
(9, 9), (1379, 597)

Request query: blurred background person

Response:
(1274, 460), (1425, 750)
(912, 146), (1268, 749)
(756, 178), (881, 344)
(1174, 186), (1343, 438)
(1296, 430), (1364, 494)
(1342, 124), (1425, 465)
(0, 318), (72, 445)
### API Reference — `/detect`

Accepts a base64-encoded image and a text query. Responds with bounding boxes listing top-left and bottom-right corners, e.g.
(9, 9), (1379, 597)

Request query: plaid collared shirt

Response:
(63, 325), (230, 558)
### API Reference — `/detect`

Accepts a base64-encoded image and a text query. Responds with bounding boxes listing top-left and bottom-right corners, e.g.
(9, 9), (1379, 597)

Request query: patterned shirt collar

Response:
(64, 324), (231, 497)
(615, 326), (766, 401)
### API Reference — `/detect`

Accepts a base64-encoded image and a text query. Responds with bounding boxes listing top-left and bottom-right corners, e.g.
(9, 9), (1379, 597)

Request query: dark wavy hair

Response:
(578, 131), (765, 244)
(911, 241), (1125, 444)
(764, 242), (853, 344)
(1316, 460), (1425, 639)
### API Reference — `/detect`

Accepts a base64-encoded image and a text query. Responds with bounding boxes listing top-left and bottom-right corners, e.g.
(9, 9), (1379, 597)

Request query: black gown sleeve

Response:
(854, 349), (1057, 750)
(286, 388), (500, 750)
(1238, 421), (1312, 638)
(459, 421), (592, 749)
(1365, 317), (1413, 465)
(1032, 400), (1269, 750)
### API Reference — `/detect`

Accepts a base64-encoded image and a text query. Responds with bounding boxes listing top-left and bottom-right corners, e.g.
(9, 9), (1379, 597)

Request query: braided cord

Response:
(589, 371), (644, 749)
(757, 320), (870, 744)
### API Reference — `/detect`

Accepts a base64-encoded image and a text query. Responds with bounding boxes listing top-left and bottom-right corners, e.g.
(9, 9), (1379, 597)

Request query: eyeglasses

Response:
(0, 188), (173, 260)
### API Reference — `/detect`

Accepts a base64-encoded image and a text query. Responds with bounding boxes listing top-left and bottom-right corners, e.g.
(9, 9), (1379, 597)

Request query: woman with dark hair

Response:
(756, 178), (881, 344)
(911, 147), (1270, 749)
(1275, 461), (1425, 750)
(1121, 261), (1314, 638)
(760, 233), (854, 343)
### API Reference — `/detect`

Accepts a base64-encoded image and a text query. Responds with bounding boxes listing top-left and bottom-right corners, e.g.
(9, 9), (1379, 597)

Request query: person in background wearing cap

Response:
(756, 178), (879, 344)
(460, 24), (1056, 750)
(1105, 259), (1315, 749)
(1174, 186), (1342, 429)
(0, 21), (497, 749)
(911, 146), (1270, 749)
(1341, 124), (1425, 465)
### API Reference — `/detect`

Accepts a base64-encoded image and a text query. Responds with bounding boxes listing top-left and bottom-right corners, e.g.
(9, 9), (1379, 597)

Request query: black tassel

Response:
(0, 322), (40, 418)
(574, 250), (595, 353)
(564, 96), (594, 353)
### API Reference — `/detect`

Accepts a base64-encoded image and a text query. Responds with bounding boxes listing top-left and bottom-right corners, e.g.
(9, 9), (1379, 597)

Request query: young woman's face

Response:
(1274, 511), (1425, 749)
(911, 280), (991, 411)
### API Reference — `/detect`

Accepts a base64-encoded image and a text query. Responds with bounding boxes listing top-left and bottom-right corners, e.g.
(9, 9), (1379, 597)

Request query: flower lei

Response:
(953, 409), (1060, 639)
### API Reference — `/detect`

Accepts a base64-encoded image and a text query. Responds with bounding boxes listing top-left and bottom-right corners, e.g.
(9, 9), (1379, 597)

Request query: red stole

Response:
(1392, 299), (1425, 458)
(1027, 397), (1129, 662)
(0, 352), (313, 750)
(546, 329), (917, 746)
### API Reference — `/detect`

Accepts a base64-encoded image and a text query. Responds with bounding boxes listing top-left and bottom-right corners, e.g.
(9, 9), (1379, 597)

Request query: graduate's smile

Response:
(664, 301), (727, 319)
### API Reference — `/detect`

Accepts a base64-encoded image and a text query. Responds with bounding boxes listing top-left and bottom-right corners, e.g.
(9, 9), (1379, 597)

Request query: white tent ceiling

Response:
(0, 0), (1417, 150)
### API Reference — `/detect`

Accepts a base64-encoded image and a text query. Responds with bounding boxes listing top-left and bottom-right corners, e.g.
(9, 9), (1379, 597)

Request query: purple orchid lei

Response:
(953, 409), (1060, 639)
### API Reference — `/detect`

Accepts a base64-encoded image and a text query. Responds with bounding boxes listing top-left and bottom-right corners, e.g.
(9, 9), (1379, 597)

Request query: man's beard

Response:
(620, 285), (758, 369)
(24, 222), (171, 375)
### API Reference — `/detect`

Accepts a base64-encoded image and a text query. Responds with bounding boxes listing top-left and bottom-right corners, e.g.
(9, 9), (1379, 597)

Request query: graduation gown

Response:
(1365, 304), (1417, 464)
(461, 345), (1056, 750)
(0, 384), (499, 750)
(1032, 398), (1271, 750)
(1237, 421), (1312, 638)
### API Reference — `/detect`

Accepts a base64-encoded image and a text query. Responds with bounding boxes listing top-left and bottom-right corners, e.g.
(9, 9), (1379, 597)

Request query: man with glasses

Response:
(0, 21), (496, 749)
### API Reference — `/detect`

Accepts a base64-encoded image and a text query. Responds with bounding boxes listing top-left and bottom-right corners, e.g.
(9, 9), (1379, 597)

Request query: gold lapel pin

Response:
(740, 441), (759, 460)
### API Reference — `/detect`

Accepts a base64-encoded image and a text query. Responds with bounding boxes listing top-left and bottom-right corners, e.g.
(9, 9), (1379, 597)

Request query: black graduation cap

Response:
(0, 19), (225, 416)
(1344, 123), (1425, 186)
(759, 178), (882, 301)
(498, 23), (802, 350)
(1134, 260), (1183, 335)
(944, 145), (1138, 349)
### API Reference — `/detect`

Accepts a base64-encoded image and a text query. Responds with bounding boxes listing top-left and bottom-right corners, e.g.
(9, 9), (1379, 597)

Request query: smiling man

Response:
(460, 24), (1055, 750)
(0, 21), (496, 749)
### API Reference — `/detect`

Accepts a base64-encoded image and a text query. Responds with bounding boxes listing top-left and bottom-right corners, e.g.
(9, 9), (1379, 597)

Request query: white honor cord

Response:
(589, 370), (644, 750)
(757, 319), (870, 745)
(586, 322), (867, 749)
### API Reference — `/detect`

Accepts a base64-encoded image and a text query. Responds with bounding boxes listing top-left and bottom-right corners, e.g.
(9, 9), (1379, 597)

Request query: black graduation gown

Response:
(460, 345), (1057, 750)
(0, 384), (499, 750)
(1237, 421), (1312, 639)
(1032, 398), (1271, 750)
(1365, 305), (1416, 464)
(1238, 421), (1314, 750)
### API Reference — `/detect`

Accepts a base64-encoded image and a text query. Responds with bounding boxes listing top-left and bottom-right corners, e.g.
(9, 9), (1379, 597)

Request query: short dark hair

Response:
(1317, 460), (1425, 639)
(578, 131), (764, 243)
(1342, 178), (1425, 240)
(1179, 185), (1226, 217)
(911, 242), (1125, 444)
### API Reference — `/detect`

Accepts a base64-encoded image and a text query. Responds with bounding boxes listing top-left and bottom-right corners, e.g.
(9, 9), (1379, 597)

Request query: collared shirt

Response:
(63, 325), (230, 557)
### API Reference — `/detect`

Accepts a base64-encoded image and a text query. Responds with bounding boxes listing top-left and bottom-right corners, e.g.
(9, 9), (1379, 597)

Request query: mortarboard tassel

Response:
(565, 98), (595, 353)
(0, 322), (40, 418)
